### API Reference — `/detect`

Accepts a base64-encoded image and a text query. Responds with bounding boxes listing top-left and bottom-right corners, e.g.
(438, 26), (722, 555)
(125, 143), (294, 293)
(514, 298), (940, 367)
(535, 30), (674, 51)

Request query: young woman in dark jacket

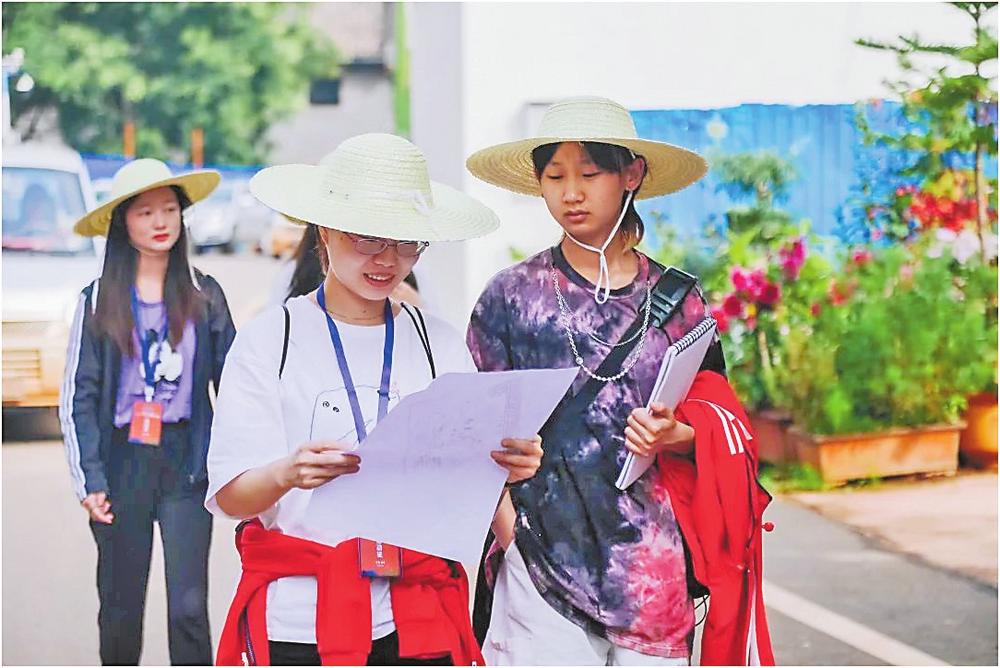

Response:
(59, 158), (236, 665)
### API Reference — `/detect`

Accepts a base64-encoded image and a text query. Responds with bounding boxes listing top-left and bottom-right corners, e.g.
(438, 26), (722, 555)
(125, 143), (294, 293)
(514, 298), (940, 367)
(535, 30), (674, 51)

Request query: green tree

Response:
(856, 1), (998, 259)
(711, 151), (799, 245)
(3, 2), (340, 164)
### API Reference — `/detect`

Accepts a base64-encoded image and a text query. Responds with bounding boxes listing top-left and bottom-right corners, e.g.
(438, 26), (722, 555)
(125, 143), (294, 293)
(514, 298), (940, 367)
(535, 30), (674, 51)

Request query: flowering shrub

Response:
(710, 235), (833, 411)
(775, 242), (998, 435)
(866, 170), (999, 243)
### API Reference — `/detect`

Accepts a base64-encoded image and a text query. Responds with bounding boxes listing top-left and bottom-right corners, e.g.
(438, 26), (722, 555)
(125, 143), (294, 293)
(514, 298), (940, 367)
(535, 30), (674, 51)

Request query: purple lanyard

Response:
(130, 286), (169, 402)
(316, 286), (394, 441)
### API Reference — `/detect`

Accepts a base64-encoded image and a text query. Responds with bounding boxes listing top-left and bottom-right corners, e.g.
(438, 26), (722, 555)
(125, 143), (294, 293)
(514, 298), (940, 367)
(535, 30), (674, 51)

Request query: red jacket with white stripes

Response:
(216, 520), (484, 666)
(665, 371), (776, 666)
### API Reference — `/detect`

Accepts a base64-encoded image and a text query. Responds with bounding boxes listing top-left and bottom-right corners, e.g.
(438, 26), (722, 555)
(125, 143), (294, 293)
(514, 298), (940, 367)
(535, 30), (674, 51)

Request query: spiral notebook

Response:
(615, 316), (718, 490)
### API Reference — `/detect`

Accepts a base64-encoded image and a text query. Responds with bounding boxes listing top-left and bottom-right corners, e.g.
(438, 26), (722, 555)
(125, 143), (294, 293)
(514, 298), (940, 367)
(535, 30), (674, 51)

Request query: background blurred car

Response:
(92, 176), (113, 204)
(260, 211), (306, 259)
(2, 142), (100, 409)
(185, 176), (275, 254)
(185, 178), (240, 253)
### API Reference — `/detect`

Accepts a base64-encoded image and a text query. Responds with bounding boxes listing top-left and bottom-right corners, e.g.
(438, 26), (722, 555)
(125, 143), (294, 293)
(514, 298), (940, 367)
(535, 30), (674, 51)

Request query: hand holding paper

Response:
(492, 435), (545, 484)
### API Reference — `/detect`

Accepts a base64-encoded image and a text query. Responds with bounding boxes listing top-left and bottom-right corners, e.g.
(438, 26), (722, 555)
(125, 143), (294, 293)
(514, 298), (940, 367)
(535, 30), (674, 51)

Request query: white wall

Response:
(410, 2), (991, 330)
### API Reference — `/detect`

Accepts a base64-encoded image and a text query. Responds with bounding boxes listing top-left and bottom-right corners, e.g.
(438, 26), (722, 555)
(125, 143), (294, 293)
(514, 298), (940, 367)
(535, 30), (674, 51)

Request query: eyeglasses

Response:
(344, 233), (429, 258)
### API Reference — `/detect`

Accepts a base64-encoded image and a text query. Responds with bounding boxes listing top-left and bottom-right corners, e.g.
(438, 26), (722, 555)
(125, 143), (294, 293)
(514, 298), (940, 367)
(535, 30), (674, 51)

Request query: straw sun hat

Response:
(249, 133), (499, 243)
(74, 158), (220, 237)
(466, 96), (708, 200)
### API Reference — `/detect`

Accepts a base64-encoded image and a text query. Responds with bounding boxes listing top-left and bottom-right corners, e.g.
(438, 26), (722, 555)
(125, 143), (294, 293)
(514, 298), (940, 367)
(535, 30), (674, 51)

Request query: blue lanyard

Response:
(130, 286), (169, 402)
(316, 286), (394, 442)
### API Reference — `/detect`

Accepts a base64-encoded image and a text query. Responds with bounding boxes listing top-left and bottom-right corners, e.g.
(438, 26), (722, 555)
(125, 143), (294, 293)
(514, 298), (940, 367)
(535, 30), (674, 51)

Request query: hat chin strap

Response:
(563, 189), (635, 304)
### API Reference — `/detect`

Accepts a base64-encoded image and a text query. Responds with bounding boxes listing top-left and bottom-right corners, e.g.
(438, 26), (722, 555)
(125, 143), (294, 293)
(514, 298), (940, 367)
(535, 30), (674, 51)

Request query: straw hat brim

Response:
(249, 164), (500, 243)
(74, 171), (221, 237)
(466, 136), (707, 200)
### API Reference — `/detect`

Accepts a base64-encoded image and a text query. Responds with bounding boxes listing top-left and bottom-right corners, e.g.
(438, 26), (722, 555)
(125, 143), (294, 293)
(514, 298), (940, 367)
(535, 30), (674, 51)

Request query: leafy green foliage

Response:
(758, 462), (828, 493)
(3, 3), (340, 164)
(777, 243), (998, 435)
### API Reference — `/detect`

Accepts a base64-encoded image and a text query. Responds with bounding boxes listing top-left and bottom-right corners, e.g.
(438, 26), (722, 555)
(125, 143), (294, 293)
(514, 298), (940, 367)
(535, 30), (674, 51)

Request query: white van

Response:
(2, 143), (99, 407)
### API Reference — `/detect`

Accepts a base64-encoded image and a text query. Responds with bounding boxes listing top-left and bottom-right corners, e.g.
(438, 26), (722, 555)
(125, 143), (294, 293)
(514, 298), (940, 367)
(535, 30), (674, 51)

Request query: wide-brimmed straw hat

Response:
(466, 96), (707, 200)
(250, 133), (499, 242)
(74, 158), (220, 237)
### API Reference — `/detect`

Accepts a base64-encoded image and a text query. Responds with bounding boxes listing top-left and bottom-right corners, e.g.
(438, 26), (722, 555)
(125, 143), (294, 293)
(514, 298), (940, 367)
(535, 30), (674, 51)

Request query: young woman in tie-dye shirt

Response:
(465, 97), (724, 666)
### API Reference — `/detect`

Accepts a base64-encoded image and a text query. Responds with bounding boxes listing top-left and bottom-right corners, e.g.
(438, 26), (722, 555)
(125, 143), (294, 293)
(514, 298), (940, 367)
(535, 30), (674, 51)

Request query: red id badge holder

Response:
(358, 538), (402, 578)
(129, 389), (163, 446)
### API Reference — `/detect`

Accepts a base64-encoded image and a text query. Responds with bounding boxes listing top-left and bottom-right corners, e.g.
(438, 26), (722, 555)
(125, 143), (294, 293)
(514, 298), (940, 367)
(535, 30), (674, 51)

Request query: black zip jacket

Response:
(59, 270), (236, 500)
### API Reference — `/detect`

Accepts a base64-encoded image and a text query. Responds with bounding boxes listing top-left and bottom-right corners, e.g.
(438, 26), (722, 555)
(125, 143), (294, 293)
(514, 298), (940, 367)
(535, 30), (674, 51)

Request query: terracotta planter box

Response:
(749, 409), (794, 464)
(960, 393), (998, 469)
(787, 423), (963, 484)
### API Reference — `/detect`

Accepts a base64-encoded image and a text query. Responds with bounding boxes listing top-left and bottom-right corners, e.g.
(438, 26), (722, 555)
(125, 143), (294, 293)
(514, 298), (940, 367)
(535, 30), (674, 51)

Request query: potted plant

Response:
(777, 241), (995, 483)
(853, 1), (999, 468)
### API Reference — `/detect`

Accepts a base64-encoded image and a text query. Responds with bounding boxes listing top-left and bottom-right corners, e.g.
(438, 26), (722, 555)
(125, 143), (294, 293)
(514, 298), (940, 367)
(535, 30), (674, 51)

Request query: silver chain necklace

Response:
(551, 268), (653, 383)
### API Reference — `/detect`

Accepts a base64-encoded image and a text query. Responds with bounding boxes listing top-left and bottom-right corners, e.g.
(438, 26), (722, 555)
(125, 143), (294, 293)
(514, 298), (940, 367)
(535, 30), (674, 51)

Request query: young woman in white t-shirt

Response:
(205, 134), (542, 666)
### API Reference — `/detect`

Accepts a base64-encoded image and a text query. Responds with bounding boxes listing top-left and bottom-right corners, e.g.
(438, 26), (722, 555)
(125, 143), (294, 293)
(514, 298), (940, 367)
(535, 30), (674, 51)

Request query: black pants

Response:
(89, 424), (213, 665)
(269, 633), (453, 666)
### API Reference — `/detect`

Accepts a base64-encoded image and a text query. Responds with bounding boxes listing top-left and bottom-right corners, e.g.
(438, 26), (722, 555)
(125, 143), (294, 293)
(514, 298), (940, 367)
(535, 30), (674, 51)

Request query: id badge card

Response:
(128, 401), (163, 446)
(358, 538), (402, 578)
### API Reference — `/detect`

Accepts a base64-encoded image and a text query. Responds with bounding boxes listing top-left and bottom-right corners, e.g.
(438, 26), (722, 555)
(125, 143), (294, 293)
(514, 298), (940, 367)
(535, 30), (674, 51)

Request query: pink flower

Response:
(730, 267), (750, 293)
(745, 316), (758, 331)
(722, 293), (744, 317)
(871, 228), (883, 240)
(711, 306), (730, 334)
(746, 269), (768, 301)
(778, 238), (806, 280)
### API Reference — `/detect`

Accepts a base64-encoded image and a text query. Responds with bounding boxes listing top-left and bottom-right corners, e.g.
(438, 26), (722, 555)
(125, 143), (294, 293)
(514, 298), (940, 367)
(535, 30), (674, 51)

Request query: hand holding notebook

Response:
(616, 316), (718, 490)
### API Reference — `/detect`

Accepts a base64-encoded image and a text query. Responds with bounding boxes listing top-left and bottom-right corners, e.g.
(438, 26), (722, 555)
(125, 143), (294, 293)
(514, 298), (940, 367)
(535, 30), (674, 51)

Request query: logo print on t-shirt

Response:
(310, 385), (401, 446)
(136, 330), (183, 402)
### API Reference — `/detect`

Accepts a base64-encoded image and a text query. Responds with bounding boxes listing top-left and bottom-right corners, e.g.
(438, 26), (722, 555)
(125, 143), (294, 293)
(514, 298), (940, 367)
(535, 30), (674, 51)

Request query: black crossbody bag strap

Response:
(278, 305), (291, 379)
(540, 267), (697, 432)
(400, 303), (436, 379)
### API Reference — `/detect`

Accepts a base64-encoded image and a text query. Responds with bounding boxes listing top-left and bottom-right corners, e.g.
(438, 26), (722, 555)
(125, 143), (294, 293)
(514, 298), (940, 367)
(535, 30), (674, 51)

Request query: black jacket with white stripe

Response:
(59, 270), (236, 501)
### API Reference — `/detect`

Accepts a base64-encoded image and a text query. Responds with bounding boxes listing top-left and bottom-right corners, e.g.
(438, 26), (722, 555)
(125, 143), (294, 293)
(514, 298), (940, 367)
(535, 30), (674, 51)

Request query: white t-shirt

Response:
(206, 294), (475, 643)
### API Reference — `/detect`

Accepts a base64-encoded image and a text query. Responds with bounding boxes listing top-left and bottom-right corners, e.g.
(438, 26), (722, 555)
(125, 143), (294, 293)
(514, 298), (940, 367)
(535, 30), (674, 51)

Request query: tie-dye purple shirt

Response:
(467, 246), (709, 658)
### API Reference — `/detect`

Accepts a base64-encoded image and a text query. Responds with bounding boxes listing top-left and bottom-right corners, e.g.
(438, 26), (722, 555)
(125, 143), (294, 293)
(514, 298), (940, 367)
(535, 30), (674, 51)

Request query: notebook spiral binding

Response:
(670, 316), (718, 354)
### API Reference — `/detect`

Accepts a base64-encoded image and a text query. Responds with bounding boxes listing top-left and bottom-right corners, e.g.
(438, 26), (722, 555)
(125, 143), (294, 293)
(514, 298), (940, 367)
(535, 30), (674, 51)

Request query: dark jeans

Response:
(269, 632), (453, 666)
(89, 424), (212, 665)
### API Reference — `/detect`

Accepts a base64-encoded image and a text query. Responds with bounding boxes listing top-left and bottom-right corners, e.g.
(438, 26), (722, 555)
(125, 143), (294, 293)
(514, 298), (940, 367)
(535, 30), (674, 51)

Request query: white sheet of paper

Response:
(305, 367), (577, 565)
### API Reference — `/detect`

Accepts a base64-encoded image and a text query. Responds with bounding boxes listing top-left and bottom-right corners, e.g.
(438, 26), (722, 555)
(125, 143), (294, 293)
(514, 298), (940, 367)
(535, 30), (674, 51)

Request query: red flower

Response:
(722, 293), (744, 317)
(711, 306), (730, 334)
(828, 280), (851, 306)
(810, 303), (822, 317)
(851, 248), (873, 266)
(758, 281), (782, 307)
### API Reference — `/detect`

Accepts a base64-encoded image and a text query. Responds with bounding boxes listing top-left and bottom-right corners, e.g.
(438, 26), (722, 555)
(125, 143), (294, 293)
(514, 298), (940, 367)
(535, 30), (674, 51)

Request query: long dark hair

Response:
(287, 223), (325, 301)
(93, 185), (204, 357)
(532, 141), (648, 247)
